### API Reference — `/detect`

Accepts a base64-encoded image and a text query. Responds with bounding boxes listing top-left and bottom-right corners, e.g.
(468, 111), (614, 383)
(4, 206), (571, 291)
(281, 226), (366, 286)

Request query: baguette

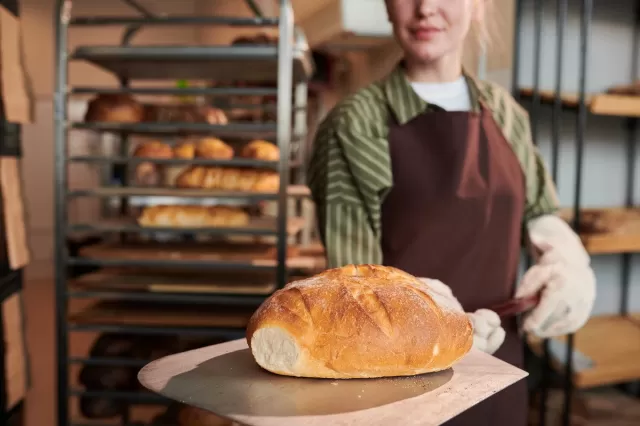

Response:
(138, 205), (250, 228)
(175, 166), (279, 192)
(246, 264), (473, 379)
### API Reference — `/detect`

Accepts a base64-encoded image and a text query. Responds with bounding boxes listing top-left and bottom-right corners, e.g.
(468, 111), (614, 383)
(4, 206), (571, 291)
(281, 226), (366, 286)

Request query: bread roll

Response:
(195, 138), (234, 159)
(175, 166), (279, 192)
(241, 140), (280, 161)
(138, 205), (250, 228)
(143, 104), (228, 124)
(85, 94), (144, 123)
(246, 265), (473, 379)
(132, 141), (173, 186)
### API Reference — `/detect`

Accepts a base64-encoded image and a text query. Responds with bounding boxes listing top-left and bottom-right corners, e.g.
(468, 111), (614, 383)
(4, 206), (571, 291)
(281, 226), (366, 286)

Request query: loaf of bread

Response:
(241, 140), (280, 161)
(246, 265), (473, 379)
(143, 105), (228, 124)
(138, 205), (250, 228)
(132, 141), (174, 186)
(175, 166), (279, 192)
(85, 94), (145, 123)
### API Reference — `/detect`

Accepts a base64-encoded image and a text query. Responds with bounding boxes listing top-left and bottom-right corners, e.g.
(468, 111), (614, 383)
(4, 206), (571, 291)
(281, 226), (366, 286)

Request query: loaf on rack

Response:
(84, 94), (145, 123)
(246, 264), (473, 379)
(138, 205), (250, 228)
(231, 32), (278, 45)
(175, 166), (280, 192)
(132, 141), (174, 186)
(241, 140), (280, 161)
(171, 138), (234, 160)
(143, 104), (229, 124)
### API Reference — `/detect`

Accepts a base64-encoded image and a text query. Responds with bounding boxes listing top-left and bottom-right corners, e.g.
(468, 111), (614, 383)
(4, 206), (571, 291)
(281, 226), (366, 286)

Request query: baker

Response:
(307, 0), (596, 425)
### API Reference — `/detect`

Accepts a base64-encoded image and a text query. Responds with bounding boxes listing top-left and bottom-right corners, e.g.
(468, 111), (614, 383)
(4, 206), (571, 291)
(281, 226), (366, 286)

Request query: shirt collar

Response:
(381, 61), (485, 126)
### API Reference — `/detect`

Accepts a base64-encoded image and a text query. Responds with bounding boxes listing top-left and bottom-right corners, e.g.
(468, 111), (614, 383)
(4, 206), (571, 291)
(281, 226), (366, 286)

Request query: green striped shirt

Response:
(307, 65), (559, 269)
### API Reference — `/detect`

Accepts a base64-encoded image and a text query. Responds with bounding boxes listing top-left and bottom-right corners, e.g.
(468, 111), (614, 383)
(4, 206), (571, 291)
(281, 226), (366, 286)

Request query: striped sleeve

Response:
(482, 83), (560, 223)
(308, 100), (382, 268)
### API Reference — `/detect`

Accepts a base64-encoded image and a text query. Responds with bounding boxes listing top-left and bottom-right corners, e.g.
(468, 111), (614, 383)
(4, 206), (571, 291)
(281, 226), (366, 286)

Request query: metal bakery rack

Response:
(513, 0), (640, 425)
(54, 1), (319, 425)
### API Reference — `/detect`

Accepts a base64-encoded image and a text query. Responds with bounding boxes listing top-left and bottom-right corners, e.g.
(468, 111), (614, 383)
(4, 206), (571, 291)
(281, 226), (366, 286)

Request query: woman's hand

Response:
(419, 278), (505, 355)
(517, 215), (596, 338)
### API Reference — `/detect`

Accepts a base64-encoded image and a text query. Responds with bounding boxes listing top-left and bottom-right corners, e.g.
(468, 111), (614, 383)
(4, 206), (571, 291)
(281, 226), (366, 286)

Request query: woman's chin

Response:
(404, 45), (449, 64)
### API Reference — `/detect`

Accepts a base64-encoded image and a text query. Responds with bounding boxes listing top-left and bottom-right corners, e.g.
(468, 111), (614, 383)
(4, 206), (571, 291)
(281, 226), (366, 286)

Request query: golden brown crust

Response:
(138, 205), (250, 228)
(195, 138), (234, 160)
(132, 140), (173, 159)
(246, 265), (473, 379)
(175, 166), (279, 192)
(85, 94), (144, 123)
(241, 140), (280, 162)
(172, 141), (196, 159)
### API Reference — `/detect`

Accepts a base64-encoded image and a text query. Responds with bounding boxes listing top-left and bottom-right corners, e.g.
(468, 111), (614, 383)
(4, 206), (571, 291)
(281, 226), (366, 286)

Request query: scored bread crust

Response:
(246, 264), (473, 379)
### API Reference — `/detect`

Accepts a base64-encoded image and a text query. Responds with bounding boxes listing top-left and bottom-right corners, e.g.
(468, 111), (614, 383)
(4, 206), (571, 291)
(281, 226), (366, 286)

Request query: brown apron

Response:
(381, 103), (527, 426)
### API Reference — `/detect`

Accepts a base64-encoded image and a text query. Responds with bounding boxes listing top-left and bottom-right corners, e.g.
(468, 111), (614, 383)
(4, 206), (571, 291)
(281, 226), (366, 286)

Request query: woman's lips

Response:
(413, 28), (443, 41)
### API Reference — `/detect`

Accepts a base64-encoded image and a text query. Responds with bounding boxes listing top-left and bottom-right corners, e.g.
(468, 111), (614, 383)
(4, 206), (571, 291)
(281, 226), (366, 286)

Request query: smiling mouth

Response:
(412, 27), (443, 40)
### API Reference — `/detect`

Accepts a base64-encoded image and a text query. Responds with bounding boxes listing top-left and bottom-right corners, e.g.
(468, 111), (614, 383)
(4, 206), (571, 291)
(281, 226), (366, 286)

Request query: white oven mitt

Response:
(516, 215), (596, 338)
(419, 278), (505, 355)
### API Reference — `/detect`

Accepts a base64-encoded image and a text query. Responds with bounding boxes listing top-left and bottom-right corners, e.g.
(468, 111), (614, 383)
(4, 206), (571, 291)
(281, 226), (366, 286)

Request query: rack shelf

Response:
(68, 156), (278, 169)
(558, 207), (640, 254)
(67, 185), (311, 203)
(519, 88), (640, 118)
(71, 121), (278, 139)
(69, 300), (257, 329)
(68, 216), (307, 237)
(528, 315), (640, 389)
(75, 241), (326, 271)
(72, 45), (314, 83)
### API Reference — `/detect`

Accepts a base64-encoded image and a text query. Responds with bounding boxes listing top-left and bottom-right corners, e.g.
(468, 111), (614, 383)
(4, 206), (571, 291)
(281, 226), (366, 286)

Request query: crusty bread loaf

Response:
(85, 94), (144, 123)
(195, 138), (234, 159)
(143, 105), (228, 124)
(241, 140), (280, 161)
(132, 141), (174, 186)
(175, 166), (279, 192)
(138, 205), (250, 228)
(246, 265), (473, 379)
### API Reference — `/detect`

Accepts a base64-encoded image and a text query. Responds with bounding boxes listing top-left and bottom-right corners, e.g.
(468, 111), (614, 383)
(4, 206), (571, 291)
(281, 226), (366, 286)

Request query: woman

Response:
(308, 1), (596, 425)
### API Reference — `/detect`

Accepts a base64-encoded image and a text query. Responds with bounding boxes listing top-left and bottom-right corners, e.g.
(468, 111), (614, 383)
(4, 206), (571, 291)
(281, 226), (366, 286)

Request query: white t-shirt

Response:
(410, 76), (472, 112)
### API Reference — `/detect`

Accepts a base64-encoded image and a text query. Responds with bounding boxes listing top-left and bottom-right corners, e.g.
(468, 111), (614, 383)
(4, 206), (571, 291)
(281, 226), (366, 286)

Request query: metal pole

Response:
(293, 82), (308, 184)
(511, 0), (524, 99)
(540, 2), (569, 424)
(563, 0), (592, 424)
(276, 0), (294, 288)
(531, 0), (544, 144)
(620, 0), (640, 317)
(54, 1), (71, 424)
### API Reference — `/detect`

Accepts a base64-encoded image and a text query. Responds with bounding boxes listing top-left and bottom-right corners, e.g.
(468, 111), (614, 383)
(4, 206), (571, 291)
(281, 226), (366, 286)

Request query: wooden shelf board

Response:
(68, 300), (256, 328)
(528, 315), (640, 389)
(519, 88), (640, 118)
(558, 207), (640, 254)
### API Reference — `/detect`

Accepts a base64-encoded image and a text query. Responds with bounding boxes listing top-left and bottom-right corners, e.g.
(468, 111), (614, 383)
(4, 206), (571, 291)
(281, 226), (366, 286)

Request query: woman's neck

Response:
(404, 54), (463, 84)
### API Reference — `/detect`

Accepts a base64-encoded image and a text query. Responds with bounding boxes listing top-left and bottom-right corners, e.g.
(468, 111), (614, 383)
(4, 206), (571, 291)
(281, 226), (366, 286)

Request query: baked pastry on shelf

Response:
(241, 140), (280, 161)
(85, 94), (145, 123)
(143, 105), (229, 125)
(195, 138), (234, 159)
(175, 166), (280, 193)
(138, 205), (250, 228)
(132, 141), (174, 186)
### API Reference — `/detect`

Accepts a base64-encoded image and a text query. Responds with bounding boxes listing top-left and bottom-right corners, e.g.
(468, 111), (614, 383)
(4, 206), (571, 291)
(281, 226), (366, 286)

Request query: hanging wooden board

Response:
(138, 339), (528, 426)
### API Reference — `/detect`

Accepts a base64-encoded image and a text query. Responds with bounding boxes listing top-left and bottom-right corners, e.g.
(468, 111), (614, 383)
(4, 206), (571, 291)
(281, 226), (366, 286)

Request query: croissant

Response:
(241, 140), (280, 161)
(175, 166), (279, 193)
(138, 205), (250, 228)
